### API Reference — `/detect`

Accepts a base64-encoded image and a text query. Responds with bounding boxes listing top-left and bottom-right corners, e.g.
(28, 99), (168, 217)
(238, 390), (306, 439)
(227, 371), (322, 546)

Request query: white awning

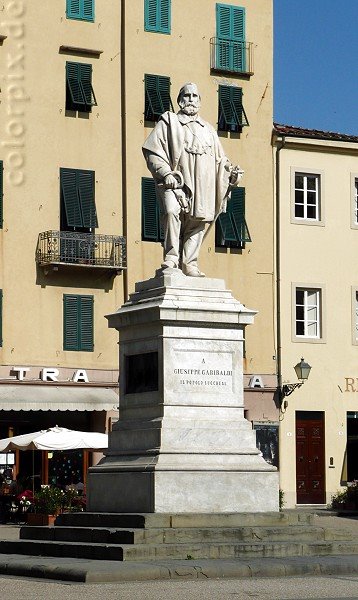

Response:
(0, 385), (119, 411)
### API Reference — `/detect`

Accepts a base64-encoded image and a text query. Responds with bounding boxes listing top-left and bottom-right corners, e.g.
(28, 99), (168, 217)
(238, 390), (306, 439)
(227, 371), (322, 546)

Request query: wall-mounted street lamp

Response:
(282, 357), (312, 398)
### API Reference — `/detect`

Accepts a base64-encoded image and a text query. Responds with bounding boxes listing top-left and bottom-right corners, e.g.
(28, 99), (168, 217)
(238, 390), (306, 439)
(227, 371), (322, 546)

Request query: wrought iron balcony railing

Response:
(36, 231), (126, 272)
(210, 37), (254, 75)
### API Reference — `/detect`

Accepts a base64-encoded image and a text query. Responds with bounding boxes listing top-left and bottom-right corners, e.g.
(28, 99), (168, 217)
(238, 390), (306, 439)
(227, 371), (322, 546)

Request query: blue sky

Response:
(274, 0), (358, 135)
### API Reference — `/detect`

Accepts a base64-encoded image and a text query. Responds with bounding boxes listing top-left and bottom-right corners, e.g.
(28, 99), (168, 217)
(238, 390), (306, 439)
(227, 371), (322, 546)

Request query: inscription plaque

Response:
(172, 350), (233, 393)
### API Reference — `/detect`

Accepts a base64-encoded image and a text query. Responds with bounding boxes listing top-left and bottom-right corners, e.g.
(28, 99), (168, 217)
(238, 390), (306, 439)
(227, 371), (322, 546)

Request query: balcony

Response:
(210, 37), (254, 76)
(36, 231), (126, 274)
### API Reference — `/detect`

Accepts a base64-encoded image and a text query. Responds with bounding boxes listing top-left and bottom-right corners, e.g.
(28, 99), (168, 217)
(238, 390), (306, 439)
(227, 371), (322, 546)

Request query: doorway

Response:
(296, 411), (325, 504)
(347, 412), (358, 481)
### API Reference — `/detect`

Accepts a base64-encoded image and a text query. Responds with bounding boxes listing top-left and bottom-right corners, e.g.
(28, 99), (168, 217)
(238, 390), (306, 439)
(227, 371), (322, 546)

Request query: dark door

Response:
(296, 411), (325, 504)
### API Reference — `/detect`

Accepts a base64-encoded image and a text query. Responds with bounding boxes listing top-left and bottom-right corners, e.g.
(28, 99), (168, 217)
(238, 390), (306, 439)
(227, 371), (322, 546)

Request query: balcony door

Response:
(60, 168), (97, 263)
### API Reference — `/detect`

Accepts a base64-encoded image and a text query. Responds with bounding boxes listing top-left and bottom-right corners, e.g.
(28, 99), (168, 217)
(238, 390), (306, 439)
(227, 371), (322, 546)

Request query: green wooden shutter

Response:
(64, 295), (93, 351)
(61, 168), (83, 228)
(0, 161), (3, 229)
(66, 62), (96, 111)
(78, 170), (98, 228)
(67, 0), (80, 19)
(231, 187), (251, 243)
(66, 62), (86, 106)
(145, 0), (170, 33)
(142, 178), (162, 241)
(145, 74), (171, 120)
(63, 295), (80, 350)
(79, 295), (94, 351)
(218, 86), (249, 132)
(145, 0), (158, 31)
(216, 4), (245, 71)
(216, 187), (250, 246)
(82, 0), (94, 21)
(67, 0), (94, 21)
(0, 289), (2, 347)
(159, 0), (170, 33)
(79, 63), (97, 107)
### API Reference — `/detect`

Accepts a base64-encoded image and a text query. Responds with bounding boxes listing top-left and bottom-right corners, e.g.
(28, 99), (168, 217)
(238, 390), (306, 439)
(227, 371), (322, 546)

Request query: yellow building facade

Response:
(0, 1), (277, 487)
(274, 124), (358, 508)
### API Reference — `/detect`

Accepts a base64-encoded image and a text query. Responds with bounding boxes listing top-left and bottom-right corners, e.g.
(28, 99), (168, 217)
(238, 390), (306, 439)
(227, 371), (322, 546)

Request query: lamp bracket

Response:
(282, 382), (303, 398)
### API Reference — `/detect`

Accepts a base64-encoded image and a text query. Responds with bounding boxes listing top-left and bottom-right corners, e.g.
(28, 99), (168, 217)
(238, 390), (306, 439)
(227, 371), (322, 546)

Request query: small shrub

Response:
(331, 481), (358, 510)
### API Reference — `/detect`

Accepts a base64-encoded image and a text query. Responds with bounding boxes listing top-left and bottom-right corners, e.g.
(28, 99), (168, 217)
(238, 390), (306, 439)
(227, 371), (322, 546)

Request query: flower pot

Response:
(26, 513), (57, 526)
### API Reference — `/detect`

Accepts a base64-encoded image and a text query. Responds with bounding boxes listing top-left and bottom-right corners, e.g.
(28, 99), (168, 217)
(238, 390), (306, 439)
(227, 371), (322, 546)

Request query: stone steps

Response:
(1, 538), (358, 562)
(19, 524), (351, 545)
(0, 512), (356, 563)
(55, 511), (313, 529)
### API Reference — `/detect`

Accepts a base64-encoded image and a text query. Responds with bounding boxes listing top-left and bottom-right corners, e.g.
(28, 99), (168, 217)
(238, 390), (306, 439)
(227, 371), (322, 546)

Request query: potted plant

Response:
(27, 485), (64, 526)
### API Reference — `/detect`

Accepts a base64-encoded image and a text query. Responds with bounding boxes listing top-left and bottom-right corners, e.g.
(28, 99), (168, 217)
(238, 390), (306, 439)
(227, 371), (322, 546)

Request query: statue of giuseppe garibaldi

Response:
(142, 82), (243, 277)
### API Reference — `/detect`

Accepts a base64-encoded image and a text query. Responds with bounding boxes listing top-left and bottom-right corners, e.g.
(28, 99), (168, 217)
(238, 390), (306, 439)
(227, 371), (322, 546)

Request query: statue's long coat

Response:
(142, 111), (232, 221)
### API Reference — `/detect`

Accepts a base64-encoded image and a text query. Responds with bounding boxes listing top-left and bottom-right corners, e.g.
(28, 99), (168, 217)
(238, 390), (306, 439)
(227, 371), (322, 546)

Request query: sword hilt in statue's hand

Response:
(229, 165), (244, 187)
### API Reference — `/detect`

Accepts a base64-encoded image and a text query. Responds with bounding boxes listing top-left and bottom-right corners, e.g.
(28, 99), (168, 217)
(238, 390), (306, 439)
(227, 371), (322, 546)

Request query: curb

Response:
(0, 555), (358, 583)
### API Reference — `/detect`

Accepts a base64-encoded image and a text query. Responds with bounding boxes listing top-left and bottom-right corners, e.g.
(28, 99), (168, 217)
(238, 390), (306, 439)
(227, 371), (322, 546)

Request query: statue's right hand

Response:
(164, 174), (178, 189)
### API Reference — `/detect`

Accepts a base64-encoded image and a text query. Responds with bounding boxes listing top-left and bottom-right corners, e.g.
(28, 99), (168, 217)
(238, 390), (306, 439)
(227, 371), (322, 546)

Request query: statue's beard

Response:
(181, 104), (200, 116)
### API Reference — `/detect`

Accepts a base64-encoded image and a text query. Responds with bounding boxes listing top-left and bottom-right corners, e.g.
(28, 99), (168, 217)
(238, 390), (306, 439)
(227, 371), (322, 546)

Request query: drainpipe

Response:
(275, 135), (285, 406)
(120, 0), (128, 302)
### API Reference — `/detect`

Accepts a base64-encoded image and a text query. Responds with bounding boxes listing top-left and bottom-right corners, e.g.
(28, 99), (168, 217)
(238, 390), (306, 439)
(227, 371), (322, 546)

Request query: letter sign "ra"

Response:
(41, 368), (59, 382)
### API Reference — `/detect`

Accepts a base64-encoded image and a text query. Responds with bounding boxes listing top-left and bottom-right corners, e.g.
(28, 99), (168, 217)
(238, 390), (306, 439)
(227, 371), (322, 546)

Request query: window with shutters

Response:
(144, 0), (170, 34)
(60, 168), (97, 232)
(218, 85), (249, 133)
(66, 62), (97, 112)
(145, 74), (173, 121)
(0, 161), (3, 229)
(63, 294), (94, 351)
(142, 178), (164, 242)
(215, 187), (251, 248)
(215, 3), (246, 72)
(66, 0), (94, 22)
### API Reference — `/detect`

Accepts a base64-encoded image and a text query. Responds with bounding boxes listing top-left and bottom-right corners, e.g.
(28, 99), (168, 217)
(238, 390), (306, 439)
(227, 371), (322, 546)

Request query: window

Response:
(294, 173), (320, 221)
(145, 74), (173, 121)
(216, 3), (246, 72)
(352, 288), (358, 345)
(351, 175), (358, 229)
(218, 85), (248, 133)
(295, 288), (321, 339)
(66, 62), (97, 112)
(144, 0), (171, 34)
(0, 161), (3, 229)
(66, 0), (94, 22)
(215, 187), (251, 247)
(142, 178), (164, 242)
(60, 168), (97, 230)
(0, 289), (2, 347)
(63, 294), (94, 351)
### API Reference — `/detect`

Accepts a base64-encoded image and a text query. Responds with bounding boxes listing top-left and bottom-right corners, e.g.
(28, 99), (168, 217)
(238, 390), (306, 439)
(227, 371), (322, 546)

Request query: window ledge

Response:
(59, 45), (103, 58)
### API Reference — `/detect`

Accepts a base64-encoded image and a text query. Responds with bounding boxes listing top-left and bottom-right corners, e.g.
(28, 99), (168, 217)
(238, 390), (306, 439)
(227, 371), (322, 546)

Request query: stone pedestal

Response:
(87, 269), (279, 513)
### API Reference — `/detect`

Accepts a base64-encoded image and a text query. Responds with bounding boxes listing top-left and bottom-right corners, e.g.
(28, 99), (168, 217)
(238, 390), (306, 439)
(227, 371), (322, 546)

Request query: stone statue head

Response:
(177, 83), (201, 116)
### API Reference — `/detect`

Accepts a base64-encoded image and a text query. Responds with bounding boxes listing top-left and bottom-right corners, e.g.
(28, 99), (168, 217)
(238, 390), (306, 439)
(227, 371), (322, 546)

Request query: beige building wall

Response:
(0, 1), (123, 373)
(275, 133), (358, 507)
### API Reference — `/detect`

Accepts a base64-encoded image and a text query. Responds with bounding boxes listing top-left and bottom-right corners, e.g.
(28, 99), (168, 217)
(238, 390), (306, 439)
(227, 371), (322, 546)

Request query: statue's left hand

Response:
(229, 166), (244, 186)
(164, 174), (179, 189)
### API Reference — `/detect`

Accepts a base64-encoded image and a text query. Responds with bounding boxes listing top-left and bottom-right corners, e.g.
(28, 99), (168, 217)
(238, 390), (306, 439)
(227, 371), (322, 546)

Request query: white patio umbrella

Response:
(0, 426), (108, 495)
(0, 426), (108, 452)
